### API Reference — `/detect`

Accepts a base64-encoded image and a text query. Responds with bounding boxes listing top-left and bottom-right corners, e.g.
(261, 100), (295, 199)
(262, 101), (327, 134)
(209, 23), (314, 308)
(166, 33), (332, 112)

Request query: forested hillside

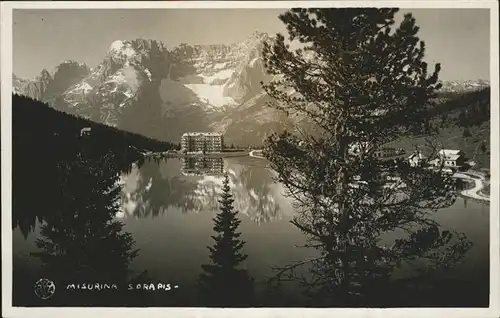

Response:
(13, 93), (175, 154)
(388, 87), (490, 168)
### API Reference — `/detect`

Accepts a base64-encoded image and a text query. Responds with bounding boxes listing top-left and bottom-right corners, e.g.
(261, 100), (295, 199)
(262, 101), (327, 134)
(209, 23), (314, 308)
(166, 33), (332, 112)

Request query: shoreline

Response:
(249, 150), (265, 159)
(453, 171), (490, 203)
(144, 151), (251, 159)
(142, 150), (490, 203)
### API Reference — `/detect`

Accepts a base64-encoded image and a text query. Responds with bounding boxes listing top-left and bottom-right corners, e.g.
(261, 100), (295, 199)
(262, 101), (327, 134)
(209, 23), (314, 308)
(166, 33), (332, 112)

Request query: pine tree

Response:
(261, 8), (471, 306)
(458, 111), (467, 127)
(31, 150), (141, 305)
(198, 173), (254, 306)
(440, 114), (448, 128)
(480, 141), (487, 153)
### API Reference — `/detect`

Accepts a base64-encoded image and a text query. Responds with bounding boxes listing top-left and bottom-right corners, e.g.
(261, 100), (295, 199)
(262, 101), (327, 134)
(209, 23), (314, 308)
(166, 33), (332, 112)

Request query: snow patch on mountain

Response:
(12, 74), (28, 94)
(250, 57), (261, 67)
(214, 63), (227, 70)
(144, 68), (152, 81)
(173, 32), (276, 111)
(67, 82), (93, 95)
(198, 69), (234, 84)
(184, 83), (236, 108)
(109, 40), (136, 58)
(105, 65), (140, 91)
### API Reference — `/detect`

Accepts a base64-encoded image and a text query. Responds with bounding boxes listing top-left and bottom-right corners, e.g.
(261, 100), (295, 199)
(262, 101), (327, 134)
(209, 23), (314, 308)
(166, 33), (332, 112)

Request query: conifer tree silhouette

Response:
(198, 173), (254, 307)
(261, 8), (473, 306)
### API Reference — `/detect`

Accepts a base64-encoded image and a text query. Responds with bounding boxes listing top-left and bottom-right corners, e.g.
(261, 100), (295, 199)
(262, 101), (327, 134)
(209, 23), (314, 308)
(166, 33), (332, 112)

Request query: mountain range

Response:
(12, 32), (491, 146)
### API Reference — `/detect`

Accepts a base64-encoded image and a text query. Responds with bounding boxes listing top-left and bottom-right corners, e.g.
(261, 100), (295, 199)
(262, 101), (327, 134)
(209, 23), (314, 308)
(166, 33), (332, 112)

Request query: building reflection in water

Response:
(181, 157), (224, 176)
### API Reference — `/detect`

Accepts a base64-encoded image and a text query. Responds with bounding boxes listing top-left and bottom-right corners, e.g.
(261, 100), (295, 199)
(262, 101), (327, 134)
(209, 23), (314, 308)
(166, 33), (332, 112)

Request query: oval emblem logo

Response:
(34, 278), (56, 300)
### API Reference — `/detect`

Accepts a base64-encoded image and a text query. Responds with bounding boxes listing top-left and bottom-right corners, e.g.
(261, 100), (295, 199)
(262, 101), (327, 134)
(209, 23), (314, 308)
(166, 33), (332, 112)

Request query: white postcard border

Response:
(1, 1), (499, 318)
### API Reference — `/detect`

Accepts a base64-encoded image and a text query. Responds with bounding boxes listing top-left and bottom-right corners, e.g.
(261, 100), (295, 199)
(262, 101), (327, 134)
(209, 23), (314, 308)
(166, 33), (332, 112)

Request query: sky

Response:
(12, 8), (491, 81)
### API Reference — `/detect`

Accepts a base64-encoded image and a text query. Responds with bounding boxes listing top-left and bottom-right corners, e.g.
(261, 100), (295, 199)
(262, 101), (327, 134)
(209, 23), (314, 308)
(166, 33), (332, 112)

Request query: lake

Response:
(12, 156), (490, 307)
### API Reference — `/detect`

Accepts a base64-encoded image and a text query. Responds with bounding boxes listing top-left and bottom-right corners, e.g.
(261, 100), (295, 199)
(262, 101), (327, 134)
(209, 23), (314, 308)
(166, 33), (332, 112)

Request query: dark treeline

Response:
(430, 88), (490, 128)
(13, 93), (176, 153)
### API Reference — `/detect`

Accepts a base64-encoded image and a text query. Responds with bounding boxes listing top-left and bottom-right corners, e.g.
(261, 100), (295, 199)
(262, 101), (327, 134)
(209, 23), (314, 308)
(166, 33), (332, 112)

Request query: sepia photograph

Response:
(1, 1), (499, 317)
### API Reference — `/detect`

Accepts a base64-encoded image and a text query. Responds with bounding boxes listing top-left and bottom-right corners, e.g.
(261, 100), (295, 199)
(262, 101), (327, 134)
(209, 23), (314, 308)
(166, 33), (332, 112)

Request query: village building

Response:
(374, 147), (405, 158)
(436, 149), (466, 169)
(80, 127), (92, 137)
(348, 142), (404, 159)
(408, 151), (426, 167)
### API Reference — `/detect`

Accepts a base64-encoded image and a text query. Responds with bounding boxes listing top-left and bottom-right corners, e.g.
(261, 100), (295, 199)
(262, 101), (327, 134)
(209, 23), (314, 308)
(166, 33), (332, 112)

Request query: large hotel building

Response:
(181, 132), (224, 153)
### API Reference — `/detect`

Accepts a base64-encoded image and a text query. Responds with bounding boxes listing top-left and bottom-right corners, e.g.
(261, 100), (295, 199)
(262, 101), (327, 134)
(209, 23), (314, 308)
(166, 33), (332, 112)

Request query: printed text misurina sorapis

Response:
(66, 283), (178, 291)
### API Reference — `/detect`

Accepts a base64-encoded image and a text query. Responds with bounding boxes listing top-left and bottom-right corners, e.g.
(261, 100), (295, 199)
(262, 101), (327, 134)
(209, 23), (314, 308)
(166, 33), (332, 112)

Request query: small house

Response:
(348, 141), (372, 156)
(437, 149), (465, 168)
(408, 151), (426, 167)
(80, 127), (92, 137)
(374, 147), (399, 158)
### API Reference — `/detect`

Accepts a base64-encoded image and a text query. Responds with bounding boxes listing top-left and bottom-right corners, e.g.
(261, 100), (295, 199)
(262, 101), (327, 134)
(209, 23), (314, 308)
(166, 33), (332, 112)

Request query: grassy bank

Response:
(480, 184), (490, 196)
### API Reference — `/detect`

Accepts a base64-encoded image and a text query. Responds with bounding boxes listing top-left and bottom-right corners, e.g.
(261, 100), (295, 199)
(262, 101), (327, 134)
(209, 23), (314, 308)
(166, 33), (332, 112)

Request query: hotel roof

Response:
(182, 132), (223, 137)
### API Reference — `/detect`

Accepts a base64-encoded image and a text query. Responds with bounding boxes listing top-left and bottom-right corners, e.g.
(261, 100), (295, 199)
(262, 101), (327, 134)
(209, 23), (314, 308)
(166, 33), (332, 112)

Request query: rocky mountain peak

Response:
(39, 69), (52, 81)
(54, 60), (90, 76)
(107, 39), (166, 59)
(84, 38), (169, 92)
(58, 60), (89, 70)
(250, 30), (270, 39)
(241, 31), (272, 47)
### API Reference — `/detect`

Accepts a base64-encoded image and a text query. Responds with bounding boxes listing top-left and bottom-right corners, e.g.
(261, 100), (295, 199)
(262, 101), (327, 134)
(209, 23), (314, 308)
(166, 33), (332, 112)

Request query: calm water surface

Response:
(13, 156), (490, 306)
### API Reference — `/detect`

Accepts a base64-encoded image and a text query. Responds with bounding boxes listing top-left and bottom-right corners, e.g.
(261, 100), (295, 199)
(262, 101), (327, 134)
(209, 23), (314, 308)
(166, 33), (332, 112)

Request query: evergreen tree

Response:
(198, 174), (254, 306)
(480, 141), (487, 153)
(261, 8), (471, 306)
(29, 149), (148, 306)
(440, 113), (447, 127)
(458, 111), (467, 127)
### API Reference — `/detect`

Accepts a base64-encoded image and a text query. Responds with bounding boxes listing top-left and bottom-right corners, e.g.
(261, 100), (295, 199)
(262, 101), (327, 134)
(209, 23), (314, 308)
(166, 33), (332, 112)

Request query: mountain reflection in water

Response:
(117, 157), (285, 224)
